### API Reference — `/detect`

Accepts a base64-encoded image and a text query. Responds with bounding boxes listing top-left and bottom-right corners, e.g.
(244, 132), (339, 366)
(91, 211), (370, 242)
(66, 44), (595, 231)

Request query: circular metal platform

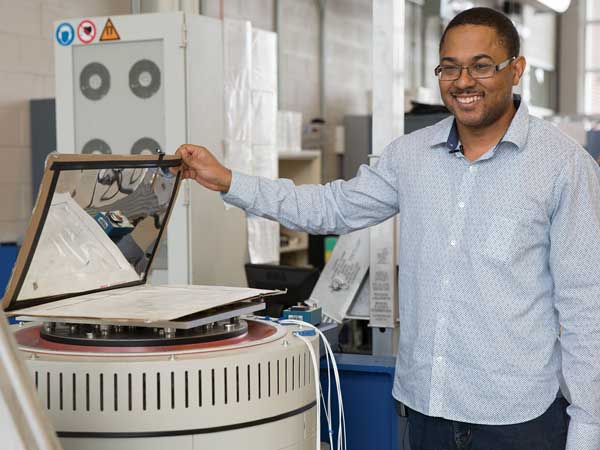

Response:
(14, 318), (280, 355)
(39, 319), (248, 347)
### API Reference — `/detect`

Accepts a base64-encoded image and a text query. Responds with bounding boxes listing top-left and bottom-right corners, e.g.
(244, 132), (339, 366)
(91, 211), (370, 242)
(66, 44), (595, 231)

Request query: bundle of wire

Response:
(278, 319), (347, 450)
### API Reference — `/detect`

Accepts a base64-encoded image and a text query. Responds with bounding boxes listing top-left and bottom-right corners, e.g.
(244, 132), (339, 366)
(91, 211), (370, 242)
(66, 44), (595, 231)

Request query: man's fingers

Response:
(182, 168), (197, 180)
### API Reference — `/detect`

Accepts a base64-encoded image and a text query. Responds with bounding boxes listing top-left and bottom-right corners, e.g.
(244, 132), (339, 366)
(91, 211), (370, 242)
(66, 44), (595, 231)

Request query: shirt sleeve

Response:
(221, 143), (401, 235)
(549, 150), (600, 450)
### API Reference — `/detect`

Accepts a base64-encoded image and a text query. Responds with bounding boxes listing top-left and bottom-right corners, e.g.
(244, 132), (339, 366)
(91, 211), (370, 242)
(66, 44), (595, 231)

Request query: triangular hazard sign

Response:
(100, 18), (120, 41)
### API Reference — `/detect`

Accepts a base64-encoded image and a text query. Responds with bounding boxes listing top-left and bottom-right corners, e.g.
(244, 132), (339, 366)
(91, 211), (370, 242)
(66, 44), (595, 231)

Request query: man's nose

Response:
(454, 67), (477, 88)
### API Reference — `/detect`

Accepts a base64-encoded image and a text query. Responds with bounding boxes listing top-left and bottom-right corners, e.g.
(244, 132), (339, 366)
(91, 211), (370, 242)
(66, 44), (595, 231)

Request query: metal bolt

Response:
(282, 339), (289, 347)
(165, 328), (176, 338)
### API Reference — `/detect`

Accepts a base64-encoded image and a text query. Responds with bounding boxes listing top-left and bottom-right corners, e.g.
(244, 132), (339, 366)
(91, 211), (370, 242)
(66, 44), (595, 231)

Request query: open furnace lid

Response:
(1, 153), (279, 327)
(2, 153), (182, 311)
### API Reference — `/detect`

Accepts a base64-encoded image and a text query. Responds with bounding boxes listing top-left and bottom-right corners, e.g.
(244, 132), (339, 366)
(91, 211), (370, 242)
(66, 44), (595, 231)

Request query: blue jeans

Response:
(404, 397), (569, 450)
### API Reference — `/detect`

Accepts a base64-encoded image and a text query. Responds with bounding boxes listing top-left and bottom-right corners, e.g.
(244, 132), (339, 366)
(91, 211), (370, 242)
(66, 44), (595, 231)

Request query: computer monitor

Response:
(244, 264), (320, 317)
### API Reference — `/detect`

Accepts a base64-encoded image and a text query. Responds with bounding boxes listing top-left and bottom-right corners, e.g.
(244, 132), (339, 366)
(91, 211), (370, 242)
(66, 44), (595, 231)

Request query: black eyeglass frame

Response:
(434, 56), (516, 81)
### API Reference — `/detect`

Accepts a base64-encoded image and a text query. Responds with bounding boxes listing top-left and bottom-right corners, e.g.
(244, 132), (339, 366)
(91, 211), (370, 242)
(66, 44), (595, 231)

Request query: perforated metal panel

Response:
(72, 40), (165, 156)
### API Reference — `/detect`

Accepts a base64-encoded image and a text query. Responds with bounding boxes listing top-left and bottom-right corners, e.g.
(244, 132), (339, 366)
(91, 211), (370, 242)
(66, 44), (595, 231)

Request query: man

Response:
(175, 7), (600, 450)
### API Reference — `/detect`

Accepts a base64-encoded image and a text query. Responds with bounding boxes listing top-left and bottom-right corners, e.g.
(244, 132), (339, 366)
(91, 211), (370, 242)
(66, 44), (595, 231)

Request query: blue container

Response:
(319, 353), (408, 450)
(1, 243), (18, 324)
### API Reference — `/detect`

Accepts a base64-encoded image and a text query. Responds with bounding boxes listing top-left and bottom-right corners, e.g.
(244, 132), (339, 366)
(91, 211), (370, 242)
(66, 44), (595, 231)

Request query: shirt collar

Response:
(430, 95), (530, 152)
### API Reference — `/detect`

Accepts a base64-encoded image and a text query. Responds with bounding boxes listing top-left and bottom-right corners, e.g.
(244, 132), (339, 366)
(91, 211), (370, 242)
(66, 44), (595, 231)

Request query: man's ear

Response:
(512, 56), (526, 86)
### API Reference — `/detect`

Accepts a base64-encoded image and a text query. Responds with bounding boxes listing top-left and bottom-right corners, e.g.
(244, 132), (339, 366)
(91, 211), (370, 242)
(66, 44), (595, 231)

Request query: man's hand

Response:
(173, 144), (232, 193)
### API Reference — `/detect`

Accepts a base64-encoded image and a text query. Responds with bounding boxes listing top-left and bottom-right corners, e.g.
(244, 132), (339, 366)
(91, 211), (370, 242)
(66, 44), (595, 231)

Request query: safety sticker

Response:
(77, 19), (96, 44)
(56, 22), (74, 46)
(100, 18), (120, 42)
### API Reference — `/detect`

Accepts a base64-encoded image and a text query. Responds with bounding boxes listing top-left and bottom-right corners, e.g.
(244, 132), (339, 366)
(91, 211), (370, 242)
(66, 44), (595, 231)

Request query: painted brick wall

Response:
(0, 0), (129, 243)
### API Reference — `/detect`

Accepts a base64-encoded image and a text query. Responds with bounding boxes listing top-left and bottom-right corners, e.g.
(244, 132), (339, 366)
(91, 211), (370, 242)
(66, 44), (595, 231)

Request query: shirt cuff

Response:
(566, 420), (600, 450)
(221, 171), (258, 210)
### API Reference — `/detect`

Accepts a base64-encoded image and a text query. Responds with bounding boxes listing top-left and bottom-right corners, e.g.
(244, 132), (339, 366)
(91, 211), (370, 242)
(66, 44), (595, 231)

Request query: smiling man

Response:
(175, 7), (600, 450)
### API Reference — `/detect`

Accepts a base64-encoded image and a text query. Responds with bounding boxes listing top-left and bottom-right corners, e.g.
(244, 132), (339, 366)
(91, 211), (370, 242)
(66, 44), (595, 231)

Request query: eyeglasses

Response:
(434, 57), (516, 81)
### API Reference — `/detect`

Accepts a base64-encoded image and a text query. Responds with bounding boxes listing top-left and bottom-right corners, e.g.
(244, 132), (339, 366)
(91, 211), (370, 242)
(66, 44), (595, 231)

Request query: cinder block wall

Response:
(324, 0), (372, 127)
(0, 0), (129, 243)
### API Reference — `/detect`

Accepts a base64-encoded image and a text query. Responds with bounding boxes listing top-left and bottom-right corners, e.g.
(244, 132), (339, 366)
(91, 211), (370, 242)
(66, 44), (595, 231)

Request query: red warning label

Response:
(77, 20), (96, 44)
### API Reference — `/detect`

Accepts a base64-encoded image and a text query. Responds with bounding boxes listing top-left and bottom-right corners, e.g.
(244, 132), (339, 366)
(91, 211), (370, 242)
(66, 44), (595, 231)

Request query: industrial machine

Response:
(54, 12), (248, 287)
(2, 154), (318, 450)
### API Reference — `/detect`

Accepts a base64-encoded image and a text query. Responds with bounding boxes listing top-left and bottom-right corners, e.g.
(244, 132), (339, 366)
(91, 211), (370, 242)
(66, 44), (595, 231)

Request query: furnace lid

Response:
(2, 153), (182, 311)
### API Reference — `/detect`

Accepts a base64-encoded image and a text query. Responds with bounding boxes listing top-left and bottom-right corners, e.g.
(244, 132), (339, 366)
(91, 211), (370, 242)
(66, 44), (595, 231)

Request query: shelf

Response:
(278, 149), (321, 160)
(277, 152), (321, 266)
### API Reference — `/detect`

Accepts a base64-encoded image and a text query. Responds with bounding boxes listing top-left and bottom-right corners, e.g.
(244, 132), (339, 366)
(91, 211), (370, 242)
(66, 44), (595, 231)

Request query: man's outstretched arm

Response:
(175, 143), (400, 235)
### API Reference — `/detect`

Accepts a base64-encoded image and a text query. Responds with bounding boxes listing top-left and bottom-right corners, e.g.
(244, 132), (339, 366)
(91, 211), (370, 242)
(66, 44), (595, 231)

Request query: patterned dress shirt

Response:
(222, 101), (600, 449)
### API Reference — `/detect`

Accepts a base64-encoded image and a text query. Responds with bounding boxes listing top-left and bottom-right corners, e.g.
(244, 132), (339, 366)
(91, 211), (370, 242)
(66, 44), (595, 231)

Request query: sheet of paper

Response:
(12, 284), (279, 323)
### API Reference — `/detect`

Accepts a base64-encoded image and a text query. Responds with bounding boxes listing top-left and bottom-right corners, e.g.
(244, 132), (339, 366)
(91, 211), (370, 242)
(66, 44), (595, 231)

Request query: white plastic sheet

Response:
(247, 214), (279, 264)
(223, 19), (253, 174)
(252, 91), (277, 147)
(247, 28), (279, 264)
(222, 23), (279, 263)
(251, 29), (278, 177)
(252, 29), (277, 93)
(277, 110), (303, 153)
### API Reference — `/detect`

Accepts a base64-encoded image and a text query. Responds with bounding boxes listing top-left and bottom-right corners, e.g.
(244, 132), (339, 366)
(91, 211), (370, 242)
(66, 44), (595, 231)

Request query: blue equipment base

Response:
(320, 353), (409, 450)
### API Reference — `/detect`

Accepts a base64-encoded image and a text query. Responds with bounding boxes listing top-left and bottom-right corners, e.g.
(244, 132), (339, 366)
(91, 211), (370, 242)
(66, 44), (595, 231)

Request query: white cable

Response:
(320, 342), (335, 450)
(296, 334), (321, 450)
(282, 319), (347, 450)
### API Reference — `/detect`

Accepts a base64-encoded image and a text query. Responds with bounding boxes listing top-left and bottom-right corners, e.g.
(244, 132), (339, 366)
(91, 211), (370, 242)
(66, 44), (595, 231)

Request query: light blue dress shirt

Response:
(222, 101), (600, 449)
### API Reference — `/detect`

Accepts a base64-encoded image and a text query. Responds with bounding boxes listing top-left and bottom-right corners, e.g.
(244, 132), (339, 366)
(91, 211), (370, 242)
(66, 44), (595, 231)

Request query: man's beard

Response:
(446, 92), (513, 129)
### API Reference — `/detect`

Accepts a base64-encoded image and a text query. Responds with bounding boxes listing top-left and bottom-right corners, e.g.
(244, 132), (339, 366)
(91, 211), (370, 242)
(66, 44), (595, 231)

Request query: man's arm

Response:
(176, 143), (400, 235)
(549, 150), (600, 450)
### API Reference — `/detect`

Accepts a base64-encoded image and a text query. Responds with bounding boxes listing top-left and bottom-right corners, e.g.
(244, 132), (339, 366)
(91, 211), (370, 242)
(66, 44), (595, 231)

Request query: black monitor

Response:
(244, 264), (320, 318)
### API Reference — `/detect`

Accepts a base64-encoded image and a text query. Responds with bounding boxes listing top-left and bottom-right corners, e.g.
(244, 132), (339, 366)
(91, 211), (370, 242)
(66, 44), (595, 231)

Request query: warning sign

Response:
(77, 20), (96, 44)
(100, 18), (120, 42)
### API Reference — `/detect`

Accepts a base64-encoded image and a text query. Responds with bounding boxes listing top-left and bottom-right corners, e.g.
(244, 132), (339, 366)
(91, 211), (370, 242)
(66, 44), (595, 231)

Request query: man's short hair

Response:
(439, 7), (520, 58)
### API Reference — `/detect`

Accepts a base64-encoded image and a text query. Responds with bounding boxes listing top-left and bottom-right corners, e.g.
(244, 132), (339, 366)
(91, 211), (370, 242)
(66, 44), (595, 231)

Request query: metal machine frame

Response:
(54, 12), (248, 287)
